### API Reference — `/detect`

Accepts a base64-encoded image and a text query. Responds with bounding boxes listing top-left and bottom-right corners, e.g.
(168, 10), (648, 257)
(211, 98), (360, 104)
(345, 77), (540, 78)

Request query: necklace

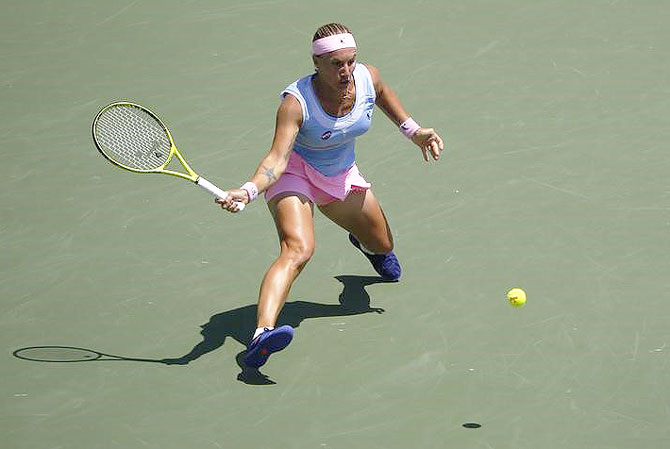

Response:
(313, 76), (355, 117)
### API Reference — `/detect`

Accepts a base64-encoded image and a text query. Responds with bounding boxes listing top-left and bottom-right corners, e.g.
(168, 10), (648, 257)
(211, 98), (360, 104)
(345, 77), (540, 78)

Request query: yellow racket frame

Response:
(92, 101), (244, 209)
(92, 101), (199, 182)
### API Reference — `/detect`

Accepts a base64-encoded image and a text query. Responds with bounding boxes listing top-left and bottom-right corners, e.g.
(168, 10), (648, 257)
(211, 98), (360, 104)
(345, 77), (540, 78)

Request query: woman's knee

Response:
(281, 237), (314, 268)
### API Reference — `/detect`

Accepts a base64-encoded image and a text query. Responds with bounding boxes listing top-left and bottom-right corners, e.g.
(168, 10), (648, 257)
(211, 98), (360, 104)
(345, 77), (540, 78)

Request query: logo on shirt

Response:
(321, 131), (332, 140)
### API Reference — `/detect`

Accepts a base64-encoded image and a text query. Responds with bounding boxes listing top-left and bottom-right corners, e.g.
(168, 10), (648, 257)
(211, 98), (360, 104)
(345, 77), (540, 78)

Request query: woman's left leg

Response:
(318, 189), (392, 252)
(318, 189), (401, 280)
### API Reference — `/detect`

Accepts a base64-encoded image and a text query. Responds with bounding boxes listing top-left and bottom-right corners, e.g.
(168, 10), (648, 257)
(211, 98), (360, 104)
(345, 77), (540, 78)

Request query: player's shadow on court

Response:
(162, 275), (392, 385)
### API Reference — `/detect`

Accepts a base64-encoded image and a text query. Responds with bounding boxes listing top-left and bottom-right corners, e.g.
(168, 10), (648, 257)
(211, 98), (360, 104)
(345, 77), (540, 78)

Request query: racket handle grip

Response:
(196, 177), (246, 211)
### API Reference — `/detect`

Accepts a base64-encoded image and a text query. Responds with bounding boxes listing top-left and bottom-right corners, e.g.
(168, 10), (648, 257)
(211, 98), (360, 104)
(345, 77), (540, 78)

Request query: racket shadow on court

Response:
(13, 276), (393, 386)
(163, 275), (392, 385)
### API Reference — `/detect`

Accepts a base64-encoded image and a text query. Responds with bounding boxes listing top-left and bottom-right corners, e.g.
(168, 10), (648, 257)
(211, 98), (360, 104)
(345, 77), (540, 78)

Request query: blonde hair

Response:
(312, 23), (353, 42)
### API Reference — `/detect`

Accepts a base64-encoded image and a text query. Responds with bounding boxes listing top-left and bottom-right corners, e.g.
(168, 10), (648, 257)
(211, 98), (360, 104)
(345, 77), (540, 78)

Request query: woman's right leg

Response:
(256, 193), (315, 328)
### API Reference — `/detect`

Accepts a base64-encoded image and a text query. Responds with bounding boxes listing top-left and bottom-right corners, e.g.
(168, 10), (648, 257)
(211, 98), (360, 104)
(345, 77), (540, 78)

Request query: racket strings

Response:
(94, 105), (171, 170)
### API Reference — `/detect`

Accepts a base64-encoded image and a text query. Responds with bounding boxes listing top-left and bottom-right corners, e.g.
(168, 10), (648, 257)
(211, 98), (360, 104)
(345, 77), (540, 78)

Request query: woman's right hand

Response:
(215, 189), (249, 213)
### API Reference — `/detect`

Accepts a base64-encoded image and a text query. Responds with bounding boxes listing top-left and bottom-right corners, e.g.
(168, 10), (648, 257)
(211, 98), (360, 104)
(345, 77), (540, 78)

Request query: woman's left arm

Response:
(365, 63), (444, 162)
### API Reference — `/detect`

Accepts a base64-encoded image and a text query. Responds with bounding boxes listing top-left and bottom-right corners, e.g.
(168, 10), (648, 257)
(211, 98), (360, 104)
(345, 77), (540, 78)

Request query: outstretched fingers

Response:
(419, 128), (444, 162)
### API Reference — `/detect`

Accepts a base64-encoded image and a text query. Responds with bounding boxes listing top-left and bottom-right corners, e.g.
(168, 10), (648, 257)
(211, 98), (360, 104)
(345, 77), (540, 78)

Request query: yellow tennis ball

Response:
(507, 288), (526, 307)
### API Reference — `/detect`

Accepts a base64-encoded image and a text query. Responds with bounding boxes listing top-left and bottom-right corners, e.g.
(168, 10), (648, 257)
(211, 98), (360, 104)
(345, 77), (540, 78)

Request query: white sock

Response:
(359, 244), (376, 255)
(253, 326), (273, 340)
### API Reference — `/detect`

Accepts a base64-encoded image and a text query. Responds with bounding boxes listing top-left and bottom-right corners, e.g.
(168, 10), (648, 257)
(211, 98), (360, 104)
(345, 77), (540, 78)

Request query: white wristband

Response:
(399, 117), (420, 139)
(240, 181), (259, 202)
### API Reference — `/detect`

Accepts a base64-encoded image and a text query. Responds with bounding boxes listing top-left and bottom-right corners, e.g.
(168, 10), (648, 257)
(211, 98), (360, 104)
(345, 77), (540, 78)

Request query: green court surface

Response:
(2, 1), (669, 448)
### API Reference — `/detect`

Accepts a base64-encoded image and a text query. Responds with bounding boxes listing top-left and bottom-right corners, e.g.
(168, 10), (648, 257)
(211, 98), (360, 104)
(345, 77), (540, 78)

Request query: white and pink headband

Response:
(312, 33), (357, 56)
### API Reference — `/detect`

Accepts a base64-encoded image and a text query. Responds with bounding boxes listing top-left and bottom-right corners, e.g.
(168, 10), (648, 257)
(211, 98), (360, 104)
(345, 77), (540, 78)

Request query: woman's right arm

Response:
(217, 94), (302, 212)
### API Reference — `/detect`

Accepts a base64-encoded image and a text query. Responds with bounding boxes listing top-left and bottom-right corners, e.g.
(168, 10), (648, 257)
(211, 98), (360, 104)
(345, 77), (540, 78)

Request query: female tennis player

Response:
(217, 23), (443, 368)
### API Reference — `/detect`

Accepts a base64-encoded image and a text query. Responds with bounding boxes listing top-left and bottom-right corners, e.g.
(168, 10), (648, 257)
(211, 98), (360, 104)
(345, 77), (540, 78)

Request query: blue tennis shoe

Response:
(349, 233), (402, 281)
(243, 325), (294, 368)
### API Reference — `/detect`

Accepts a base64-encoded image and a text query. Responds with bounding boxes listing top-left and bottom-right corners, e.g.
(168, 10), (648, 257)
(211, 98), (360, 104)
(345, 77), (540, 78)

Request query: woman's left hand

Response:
(411, 128), (444, 162)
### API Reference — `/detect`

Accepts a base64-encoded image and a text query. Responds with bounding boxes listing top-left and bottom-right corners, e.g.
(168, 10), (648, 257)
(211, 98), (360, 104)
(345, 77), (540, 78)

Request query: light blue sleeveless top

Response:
(281, 63), (376, 176)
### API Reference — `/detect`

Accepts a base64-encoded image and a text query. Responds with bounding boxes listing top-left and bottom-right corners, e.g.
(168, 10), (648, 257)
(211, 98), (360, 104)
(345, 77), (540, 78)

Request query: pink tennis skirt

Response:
(265, 151), (371, 206)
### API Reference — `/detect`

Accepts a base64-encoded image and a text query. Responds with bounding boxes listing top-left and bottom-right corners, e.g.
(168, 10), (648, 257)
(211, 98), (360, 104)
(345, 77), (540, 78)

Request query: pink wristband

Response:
(399, 117), (420, 139)
(241, 181), (259, 202)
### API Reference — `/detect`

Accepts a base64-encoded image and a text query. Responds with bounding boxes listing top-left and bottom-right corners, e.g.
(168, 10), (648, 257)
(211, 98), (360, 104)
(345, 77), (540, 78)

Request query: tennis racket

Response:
(92, 101), (244, 210)
(13, 346), (167, 363)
